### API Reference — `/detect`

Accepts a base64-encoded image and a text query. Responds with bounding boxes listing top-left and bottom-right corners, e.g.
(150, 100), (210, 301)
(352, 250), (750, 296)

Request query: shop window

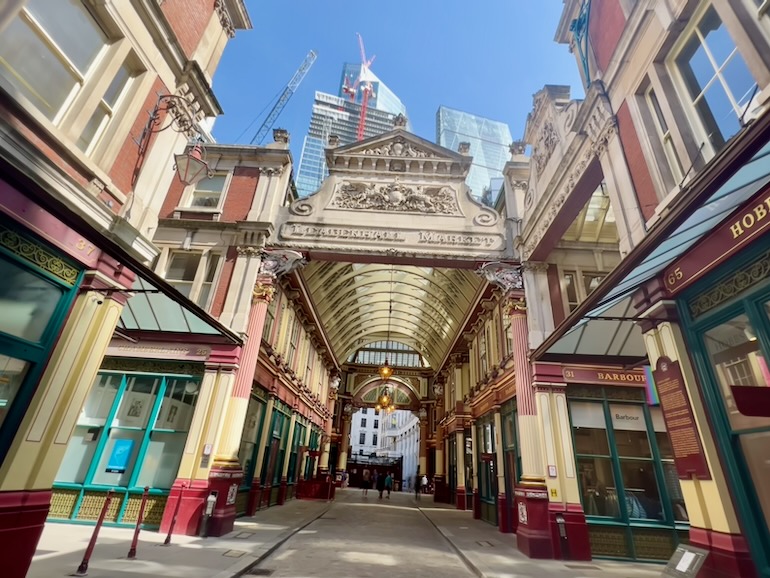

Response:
(570, 399), (686, 524)
(238, 396), (265, 481)
(56, 372), (200, 490)
(359, 432), (366, 445)
(0, 256), (65, 343)
(164, 251), (221, 309)
(672, 5), (758, 153)
(704, 311), (770, 431)
(0, 1), (138, 153)
(0, 235), (81, 463)
(186, 173), (229, 209)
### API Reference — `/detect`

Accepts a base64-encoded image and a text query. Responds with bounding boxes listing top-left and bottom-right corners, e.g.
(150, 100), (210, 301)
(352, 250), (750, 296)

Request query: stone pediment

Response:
(271, 128), (511, 260)
(325, 128), (471, 179)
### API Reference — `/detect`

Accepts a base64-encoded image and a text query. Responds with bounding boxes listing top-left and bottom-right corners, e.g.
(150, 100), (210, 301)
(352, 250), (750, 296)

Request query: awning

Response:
(118, 275), (237, 338)
(535, 110), (770, 363)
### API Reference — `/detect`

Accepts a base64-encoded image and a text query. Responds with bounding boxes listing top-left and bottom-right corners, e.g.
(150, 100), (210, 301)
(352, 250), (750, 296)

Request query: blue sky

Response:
(212, 1), (584, 160)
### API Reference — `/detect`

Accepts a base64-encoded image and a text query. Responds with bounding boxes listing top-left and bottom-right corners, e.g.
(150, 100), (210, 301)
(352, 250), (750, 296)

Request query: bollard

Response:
(163, 482), (186, 546)
(72, 490), (114, 576)
(127, 487), (150, 559)
(555, 514), (570, 560)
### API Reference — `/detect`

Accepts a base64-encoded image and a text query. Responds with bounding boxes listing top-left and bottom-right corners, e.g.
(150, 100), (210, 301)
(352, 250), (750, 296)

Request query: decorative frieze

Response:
(358, 137), (435, 158)
(214, 0), (236, 38)
(330, 179), (460, 215)
(478, 261), (524, 292)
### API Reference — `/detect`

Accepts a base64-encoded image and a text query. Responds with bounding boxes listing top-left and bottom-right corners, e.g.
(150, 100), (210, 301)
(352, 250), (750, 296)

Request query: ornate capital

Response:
(478, 262), (523, 292)
(504, 296), (527, 315)
(252, 280), (275, 304)
(522, 261), (549, 273)
(237, 245), (262, 257)
(260, 249), (306, 278)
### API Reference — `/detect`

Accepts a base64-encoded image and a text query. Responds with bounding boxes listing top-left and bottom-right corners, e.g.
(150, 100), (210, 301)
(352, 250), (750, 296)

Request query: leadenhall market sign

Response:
(279, 223), (505, 251)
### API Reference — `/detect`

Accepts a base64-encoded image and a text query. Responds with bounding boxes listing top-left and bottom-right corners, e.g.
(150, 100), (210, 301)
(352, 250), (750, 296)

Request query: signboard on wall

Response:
(652, 357), (711, 480)
(562, 366), (646, 386)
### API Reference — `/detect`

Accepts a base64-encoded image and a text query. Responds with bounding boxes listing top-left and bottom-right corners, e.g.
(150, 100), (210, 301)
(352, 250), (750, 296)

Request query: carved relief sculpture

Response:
(331, 178), (460, 215)
(532, 121), (558, 175)
(358, 138), (436, 158)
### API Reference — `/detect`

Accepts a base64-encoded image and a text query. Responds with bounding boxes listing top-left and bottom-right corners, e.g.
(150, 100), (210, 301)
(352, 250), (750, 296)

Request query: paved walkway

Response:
(29, 489), (665, 577)
(29, 498), (331, 578)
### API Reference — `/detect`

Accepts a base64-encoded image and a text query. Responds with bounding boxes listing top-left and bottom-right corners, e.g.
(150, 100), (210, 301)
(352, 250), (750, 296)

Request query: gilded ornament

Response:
(0, 225), (79, 285)
(252, 282), (275, 303)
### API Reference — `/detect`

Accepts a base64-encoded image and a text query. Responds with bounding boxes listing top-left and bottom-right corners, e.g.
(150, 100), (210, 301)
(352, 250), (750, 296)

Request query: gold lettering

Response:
(743, 213), (756, 230)
(730, 222), (744, 238)
(755, 204), (767, 222)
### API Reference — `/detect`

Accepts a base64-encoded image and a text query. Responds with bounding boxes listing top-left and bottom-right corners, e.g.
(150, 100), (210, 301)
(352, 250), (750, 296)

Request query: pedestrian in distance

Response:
(414, 474), (421, 501)
(384, 471), (393, 499)
(376, 469), (386, 499)
(361, 467), (371, 496)
(421, 474), (429, 494)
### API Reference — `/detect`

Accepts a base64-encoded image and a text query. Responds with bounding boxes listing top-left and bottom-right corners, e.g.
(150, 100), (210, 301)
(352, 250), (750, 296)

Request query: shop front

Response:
(565, 379), (688, 561)
(236, 388), (269, 515)
(50, 362), (203, 527)
(500, 400), (521, 533)
(475, 412), (498, 526)
(677, 233), (770, 575)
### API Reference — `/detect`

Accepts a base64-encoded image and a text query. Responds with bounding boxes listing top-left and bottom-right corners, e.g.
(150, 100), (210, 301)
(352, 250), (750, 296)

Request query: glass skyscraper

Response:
(436, 106), (512, 204)
(295, 65), (408, 198)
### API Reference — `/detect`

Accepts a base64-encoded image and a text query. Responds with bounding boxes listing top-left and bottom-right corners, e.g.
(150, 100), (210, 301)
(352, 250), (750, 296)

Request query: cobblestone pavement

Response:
(29, 489), (665, 577)
(249, 489), (664, 578)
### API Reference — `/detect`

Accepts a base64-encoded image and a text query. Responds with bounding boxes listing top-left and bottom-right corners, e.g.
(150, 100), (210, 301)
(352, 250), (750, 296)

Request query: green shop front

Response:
(49, 279), (243, 529)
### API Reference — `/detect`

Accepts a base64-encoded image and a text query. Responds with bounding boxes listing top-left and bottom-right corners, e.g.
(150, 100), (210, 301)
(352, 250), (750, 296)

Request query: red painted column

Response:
(507, 296), (553, 559)
(206, 272), (275, 536)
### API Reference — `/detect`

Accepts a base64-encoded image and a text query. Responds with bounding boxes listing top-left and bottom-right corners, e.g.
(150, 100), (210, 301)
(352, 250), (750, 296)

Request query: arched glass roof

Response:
(301, 261), (484, 368)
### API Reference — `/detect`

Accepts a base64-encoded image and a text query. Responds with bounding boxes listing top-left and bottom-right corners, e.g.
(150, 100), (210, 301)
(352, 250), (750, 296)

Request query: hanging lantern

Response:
(174, 142), (212, 186)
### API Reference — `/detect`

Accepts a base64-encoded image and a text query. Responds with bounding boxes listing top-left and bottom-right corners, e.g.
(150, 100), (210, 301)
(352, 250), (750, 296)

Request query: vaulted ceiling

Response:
(300, 261), (484, 368)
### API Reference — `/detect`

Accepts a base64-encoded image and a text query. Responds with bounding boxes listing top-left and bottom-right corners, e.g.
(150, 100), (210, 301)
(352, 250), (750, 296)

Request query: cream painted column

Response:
(219, 245), (262, 331)
(0, 277), (132, 490)
(455, 430), (466, 489)
(418, 410), (428, 476)
(434, 426), (445, 477)
(337, 413), (352, 472)
(522, 262), (554, 350)
(175, 368), (231, 482)
(298, 423), (312, 480)
(540, 387), (581, 507)
(493, 410), (506, 494)
(252, 395), (275, 483)
(641, 305), (743, 538)
(280, 412), (298, 480)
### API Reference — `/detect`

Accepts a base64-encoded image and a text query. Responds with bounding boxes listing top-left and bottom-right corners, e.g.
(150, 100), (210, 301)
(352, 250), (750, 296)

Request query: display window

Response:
(0, 221), (82, 466)
(568, 386), (688, 560)
(684, 254), (770, 568)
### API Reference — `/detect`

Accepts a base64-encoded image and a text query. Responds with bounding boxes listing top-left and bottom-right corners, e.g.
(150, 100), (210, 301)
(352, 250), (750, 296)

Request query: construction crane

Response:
(249, 50), (317, 145)
(342, 34), (376, 141)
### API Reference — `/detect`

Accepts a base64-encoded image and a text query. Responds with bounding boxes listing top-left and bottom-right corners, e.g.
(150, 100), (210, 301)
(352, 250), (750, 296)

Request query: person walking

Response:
(384, 472), (393, 499)
(376, 469), (386, 500)
(414, 473), (421, 501)
(361, 468), (371, 496)
(421, 474), (429, 494)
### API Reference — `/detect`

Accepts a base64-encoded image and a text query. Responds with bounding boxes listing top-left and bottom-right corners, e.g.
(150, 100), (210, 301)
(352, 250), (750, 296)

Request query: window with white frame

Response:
(645, 86), (684, 185)
(562, 269), (608, 314)
(305, 348), (315, 384)
(287, 320), (300, 368)
(164, 251), (221, 308)
(0, 0), (137, 153)
(187, 173), (229, 208)
(673, 5), (758, 153)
